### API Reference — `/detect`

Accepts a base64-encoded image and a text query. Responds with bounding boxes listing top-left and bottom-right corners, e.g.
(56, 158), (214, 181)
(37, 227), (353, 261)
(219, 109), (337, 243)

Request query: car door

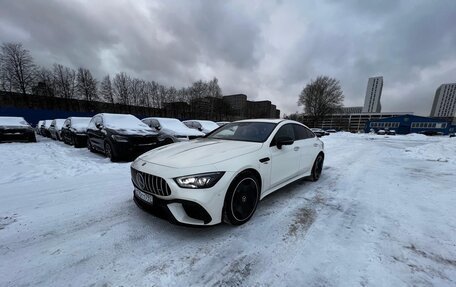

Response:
(293, 124), (319, 174)
(269, 124), (300, 187)
(92, 116), (105, 149)
(61, 119), (70, 141)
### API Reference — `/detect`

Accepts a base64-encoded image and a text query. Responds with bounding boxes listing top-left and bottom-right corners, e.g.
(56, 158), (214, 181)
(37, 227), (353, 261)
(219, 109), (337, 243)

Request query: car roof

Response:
(235, 119), (287, 124)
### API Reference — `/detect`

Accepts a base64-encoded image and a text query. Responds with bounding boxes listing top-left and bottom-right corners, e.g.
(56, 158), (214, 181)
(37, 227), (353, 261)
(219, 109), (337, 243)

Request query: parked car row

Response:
(34, 114), (224, 161)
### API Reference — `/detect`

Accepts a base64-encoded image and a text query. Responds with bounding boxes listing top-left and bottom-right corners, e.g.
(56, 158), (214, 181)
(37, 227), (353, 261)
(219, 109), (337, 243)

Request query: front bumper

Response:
(131, 159), (235, 226)
(113, 141), (160, 159)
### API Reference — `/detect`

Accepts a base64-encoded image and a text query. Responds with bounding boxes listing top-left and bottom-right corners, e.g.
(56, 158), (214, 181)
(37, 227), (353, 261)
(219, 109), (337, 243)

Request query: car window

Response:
(64, 119), (70, 128)
(208, 122), (276, 143)
(271, 124), (295, 146)
(150, 119), (160, 129)
(293, 124), (315, 140)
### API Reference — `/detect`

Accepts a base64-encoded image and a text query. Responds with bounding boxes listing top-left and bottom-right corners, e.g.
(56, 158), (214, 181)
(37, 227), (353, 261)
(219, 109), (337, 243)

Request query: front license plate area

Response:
(135, 189), (154, 204)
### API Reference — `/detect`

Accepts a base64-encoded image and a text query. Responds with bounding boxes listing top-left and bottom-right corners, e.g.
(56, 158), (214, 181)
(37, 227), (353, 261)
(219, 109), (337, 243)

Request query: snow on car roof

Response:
(101, 113), (152, 130)
(184, 120), (219, 131)
(53, 119), (66, 129)
(0, 116), (30, 126)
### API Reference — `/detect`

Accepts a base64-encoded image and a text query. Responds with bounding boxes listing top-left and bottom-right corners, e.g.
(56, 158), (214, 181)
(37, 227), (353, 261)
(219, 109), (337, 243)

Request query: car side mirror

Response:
(95, 123), (103, 129)
(198, 127), (203, 131)
(154, 126), (161, 130)
(276, 137), (294, 149)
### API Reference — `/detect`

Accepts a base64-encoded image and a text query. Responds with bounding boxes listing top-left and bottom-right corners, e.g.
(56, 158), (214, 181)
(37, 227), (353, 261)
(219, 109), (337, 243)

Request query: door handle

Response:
(294, 146), (300, 151)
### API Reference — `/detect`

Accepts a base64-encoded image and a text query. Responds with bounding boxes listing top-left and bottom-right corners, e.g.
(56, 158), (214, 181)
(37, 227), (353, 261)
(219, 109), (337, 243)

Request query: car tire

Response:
(164, 138), (174, 145)
(87, 138), (96, 153)
(104, 141), (118, 162)
(223, 171), (260, 226)
(309, 153), (324, 182)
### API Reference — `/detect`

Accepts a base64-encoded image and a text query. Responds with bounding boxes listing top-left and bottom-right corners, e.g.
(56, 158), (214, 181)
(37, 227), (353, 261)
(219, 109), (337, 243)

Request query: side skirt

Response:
(260, 172), (311, 200)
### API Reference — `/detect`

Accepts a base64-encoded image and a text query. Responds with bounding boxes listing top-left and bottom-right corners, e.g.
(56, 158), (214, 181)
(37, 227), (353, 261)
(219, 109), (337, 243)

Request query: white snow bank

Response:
(405, 139), (456, 162)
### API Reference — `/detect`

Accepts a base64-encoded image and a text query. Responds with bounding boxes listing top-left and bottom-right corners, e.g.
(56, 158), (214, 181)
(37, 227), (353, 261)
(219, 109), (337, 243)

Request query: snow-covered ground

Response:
(1, 134), (455, 287)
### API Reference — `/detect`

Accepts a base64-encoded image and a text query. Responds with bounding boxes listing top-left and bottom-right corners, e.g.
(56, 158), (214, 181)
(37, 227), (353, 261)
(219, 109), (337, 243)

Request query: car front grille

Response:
(131, 168), (171, 196)
(129, 135), (159, 145)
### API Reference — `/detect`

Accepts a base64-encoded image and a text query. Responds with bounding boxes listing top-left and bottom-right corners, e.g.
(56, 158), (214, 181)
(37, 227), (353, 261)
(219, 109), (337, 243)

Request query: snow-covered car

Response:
(387, 129), (396, 135)
(216, 121), (230, 127)
(131, 119), (325, 226)
(36, 120), (44, 135)
(183, 120), (219, 134)
(310, 128), (325, 137)
(0, 116), (36, 143)
(86, 113), (160, 162)
(61, 117), (92, 148)
(141, 117), (204, 145)
(377, 129), (386, 135)
(49, 119), (66, 141)
(41, 120), (52, 137)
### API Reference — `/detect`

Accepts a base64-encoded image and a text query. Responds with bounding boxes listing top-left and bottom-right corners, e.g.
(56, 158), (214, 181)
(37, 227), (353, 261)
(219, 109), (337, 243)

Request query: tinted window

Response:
(293, 124), (315, 140)
(271, 124), (295, 146)
(208, 122), (277, 143)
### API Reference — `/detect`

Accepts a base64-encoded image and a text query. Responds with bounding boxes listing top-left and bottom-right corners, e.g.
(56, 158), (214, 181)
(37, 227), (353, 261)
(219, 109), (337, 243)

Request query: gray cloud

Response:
(1, 0), (455, 116)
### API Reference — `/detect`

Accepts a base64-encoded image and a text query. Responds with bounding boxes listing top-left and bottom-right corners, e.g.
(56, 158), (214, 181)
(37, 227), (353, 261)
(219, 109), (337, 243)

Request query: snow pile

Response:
(405, 139), (456, 162)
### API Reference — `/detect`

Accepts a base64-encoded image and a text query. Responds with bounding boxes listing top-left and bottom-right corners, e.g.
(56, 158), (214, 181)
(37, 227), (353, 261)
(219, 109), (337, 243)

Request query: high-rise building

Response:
(362, 76), (383, 113)
(430, 83), (456, 118)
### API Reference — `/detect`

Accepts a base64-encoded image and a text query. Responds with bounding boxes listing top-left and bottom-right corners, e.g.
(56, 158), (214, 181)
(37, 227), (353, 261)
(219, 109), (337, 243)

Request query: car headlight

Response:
(112, 135), (129, 142)
(174, 172), (225, 189)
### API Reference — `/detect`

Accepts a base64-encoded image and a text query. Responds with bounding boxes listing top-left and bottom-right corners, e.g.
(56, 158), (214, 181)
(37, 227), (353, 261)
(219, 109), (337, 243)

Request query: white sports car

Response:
(131, 119), (325, 226)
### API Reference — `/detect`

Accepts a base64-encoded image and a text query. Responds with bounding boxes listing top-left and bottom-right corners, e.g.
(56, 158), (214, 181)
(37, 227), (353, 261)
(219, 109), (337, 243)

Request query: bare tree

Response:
(113, 72), (131, 105)
(76, 68), (97, 101)
(99, 75), (114, 104)
(0, 42), (36, 94)
(52, 64), (76, 99)
(207, 77), (222, 98)
(35, 67), (55, 97)
(298, 75), (344, 126)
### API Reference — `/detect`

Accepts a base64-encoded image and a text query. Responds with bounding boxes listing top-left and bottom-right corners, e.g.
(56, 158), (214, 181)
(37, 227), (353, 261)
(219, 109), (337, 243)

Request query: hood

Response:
(162, 127), (204, 137)
(139, 139), (262, 168)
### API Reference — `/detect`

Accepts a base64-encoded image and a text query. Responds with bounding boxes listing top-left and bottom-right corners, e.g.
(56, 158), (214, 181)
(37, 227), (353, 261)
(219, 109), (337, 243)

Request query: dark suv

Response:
(0, 117), (36, 143)
(86, 113), (159, 161)
(61, 117), (92, 148)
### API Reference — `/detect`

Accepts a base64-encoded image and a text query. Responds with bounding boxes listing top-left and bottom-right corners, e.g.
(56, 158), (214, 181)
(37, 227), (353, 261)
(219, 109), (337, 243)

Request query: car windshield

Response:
(71, 117), (91, 127)
(207, 122), (277, 143)
(103, 114), (151, 130)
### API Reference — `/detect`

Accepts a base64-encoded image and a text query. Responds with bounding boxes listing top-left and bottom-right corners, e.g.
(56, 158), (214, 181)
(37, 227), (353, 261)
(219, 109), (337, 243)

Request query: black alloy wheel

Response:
(310, 154), (324, 181)
(164, 138), (174, 145)
(87, 138), (95, 152)
(104, 142), (118, 162)
(224, 172), (260, 225)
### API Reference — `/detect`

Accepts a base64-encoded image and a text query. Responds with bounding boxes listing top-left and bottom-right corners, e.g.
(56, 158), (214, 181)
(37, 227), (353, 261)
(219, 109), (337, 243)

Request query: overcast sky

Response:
(1, 0), (455, 116)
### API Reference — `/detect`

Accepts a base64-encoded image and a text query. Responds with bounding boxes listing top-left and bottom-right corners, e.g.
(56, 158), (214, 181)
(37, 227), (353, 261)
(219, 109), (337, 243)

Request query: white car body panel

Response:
(131, 119), (324, 226)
